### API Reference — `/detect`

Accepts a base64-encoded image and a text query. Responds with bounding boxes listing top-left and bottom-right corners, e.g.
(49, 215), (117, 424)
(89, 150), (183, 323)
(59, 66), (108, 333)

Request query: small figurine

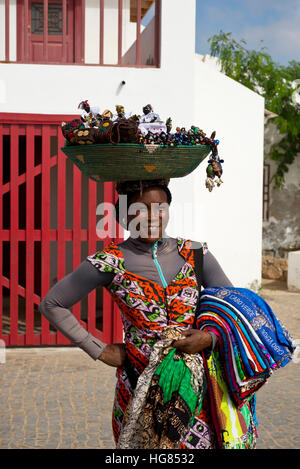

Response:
(78, 100), (91, 113)
(130, 114), (141, 123)
(113, 105), (132, 122)
(115, 105), (125, 119)
(166, 117), (172, 133)
(140, 104), (163, 123)
(78, 100), (101, 128)
(205, 154), (224, 192)
(143, 104), (153, 115)
(102, 109), (113, 120)
(61, 119), (85, 143)
(159, 131), (168, 146)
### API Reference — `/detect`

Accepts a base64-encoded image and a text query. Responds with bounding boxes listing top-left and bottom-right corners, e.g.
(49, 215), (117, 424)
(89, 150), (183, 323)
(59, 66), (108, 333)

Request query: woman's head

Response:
(115, 179), (172, 243)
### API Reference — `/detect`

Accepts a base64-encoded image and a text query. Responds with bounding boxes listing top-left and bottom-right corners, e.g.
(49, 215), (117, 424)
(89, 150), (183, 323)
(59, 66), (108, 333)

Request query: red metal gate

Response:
(0, 113), (123, 347)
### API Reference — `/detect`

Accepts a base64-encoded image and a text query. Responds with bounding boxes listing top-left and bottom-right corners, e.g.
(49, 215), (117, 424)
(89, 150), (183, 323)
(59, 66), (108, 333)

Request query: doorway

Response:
(17, 0), (84, 64)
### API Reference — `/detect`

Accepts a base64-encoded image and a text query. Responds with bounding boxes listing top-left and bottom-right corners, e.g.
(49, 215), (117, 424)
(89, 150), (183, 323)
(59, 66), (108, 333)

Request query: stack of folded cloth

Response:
(196, 287), (296, 407)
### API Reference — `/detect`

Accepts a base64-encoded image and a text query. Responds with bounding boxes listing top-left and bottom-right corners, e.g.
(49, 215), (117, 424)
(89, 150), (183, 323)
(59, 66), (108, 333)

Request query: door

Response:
(17, 0), (83, 64)
(29, 0), (74, 63)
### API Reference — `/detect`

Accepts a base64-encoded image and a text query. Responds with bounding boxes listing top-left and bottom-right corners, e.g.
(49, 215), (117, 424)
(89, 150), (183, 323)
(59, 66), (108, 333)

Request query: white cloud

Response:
(241, 5), (300, 64)
(196, 0), (300, 65)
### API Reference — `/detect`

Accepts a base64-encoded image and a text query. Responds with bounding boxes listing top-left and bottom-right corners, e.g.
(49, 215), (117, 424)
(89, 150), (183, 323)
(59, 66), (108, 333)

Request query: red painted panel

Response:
(43, 0), (48, 62)
(25, 125), (37, 345)
(113, 188), (124, 343)
(56, 127), (70, 345)
(24, 0), (29, 61)
(9, 126), (18, 345)
(41, 125), (53, 344)
(102, 182), (114, 344)
(0, 113), (123, 346)
(72, 164), (82, 323)
(154, 0), (161, 67)
(80, 0), (85, 65)
(0, 126), (3, 341)
(62, 0), (67, 62)
(87, 178), (97, 338)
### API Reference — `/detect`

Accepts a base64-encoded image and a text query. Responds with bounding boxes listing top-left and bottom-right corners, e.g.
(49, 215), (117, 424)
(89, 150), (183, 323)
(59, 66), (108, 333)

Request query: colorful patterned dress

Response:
(87, 237), (216, 449)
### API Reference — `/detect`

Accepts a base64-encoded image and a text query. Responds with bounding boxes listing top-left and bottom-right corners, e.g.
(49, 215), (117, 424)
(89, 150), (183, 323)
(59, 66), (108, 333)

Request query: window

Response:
(31, 3), (64, 35)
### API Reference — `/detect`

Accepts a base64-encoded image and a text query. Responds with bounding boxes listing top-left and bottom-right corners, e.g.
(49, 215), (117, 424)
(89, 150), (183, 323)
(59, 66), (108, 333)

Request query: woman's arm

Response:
(38, 260), (114, 360)
(203, 250), (233, 288)
(202, 249), (233, 349)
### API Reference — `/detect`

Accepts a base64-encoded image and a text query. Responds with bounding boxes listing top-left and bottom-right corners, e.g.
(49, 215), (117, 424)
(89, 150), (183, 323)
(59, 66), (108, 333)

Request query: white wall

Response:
(0, 0), (5, 61)
(0, 0), (16, 62)
(0, 0), (265, 288)
(168, 55), (265, 288)
(85, 0), (152, 65)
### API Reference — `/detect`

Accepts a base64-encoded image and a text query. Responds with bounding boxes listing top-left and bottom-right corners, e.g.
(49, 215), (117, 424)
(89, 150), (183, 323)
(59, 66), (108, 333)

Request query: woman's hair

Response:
(114, 179), (172, 229)
(116, 179), (172, 204)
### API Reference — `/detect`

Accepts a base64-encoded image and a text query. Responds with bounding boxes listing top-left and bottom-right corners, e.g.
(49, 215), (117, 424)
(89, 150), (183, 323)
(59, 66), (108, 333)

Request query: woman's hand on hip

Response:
(98, 343), (127, 367)
(172, 329), (212, 354)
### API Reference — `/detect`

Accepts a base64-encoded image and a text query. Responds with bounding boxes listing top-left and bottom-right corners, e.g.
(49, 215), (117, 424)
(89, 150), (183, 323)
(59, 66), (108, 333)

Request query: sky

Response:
(195, 0), (300, 66)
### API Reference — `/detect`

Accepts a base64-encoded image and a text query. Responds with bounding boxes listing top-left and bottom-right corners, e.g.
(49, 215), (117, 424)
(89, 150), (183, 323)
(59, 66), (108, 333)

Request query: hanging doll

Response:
(114, 105), (132, 122)
(139, 104), (167, 136)
(78, 100), (102, 128)
(205, 131), (224, 191)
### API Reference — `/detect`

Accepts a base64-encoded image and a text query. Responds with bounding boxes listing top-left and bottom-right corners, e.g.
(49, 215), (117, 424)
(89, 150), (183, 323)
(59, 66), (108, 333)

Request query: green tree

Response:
(208, 31), (300, 187)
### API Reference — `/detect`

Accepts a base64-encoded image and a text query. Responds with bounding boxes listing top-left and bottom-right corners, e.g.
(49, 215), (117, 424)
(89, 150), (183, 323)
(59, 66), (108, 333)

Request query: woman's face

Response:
(127, 188), (169, 243)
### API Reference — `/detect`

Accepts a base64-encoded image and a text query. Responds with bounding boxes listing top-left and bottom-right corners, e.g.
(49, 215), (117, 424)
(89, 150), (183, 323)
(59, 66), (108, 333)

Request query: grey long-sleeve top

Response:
(38, 236), (233, 360)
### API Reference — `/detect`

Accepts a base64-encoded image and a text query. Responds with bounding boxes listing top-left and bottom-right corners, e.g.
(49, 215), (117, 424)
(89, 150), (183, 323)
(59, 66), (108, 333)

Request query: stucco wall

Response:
(0, 0), (265, 287)
(167, 55), (265, 288)
(0, 0), (17, 62)
(263, 122), (300, 251)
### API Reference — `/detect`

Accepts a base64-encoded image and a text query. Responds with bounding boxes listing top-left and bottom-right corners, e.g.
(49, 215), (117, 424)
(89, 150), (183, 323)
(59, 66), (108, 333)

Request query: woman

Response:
(39, 178), (233, 449)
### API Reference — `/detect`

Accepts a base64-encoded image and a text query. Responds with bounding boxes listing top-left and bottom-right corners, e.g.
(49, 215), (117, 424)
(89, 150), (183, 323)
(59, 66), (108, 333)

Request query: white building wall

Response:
(0, 0), (264, 288)
(85, 0), (149, 65)
(168, 55), (265, 288)
(0, 0), (17, 62)
(0, 1), (6, 61)
(9, 0), (17, 62)
(85, 0), (101, 64)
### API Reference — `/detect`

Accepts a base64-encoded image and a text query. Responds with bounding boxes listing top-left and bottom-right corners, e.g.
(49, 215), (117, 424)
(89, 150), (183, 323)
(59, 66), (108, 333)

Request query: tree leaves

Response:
(208, 31), (300, 187)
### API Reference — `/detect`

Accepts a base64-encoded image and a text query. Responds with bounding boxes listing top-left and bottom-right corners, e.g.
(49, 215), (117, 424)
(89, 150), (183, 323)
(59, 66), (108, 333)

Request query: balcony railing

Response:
(0, 0), (160, 67)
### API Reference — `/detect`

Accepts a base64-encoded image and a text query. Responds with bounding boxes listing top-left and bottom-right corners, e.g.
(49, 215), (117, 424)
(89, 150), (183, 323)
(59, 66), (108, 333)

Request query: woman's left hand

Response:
(172, 329), (212, 354)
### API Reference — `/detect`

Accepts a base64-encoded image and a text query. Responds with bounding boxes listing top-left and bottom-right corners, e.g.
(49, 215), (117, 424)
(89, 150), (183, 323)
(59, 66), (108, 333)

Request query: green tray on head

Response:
(60, 142), (211, 182)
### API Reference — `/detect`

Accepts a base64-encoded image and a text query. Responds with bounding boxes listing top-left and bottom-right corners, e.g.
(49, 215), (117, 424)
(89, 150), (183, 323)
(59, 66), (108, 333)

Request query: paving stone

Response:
(1, 281), (299, 449)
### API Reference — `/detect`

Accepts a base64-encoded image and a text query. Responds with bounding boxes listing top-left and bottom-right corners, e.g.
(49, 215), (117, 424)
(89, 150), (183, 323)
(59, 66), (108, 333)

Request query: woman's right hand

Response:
(98, 343), (127, 368)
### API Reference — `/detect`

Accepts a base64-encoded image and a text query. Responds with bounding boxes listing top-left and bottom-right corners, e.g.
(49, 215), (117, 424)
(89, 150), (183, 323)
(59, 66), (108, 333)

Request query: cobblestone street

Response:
(1, 280), (299, 450)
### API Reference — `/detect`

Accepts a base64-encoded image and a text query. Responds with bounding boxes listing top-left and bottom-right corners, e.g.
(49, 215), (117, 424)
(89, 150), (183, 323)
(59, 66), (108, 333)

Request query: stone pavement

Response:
(253, 280), (300, 449)
(0, 280), (299, 449)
